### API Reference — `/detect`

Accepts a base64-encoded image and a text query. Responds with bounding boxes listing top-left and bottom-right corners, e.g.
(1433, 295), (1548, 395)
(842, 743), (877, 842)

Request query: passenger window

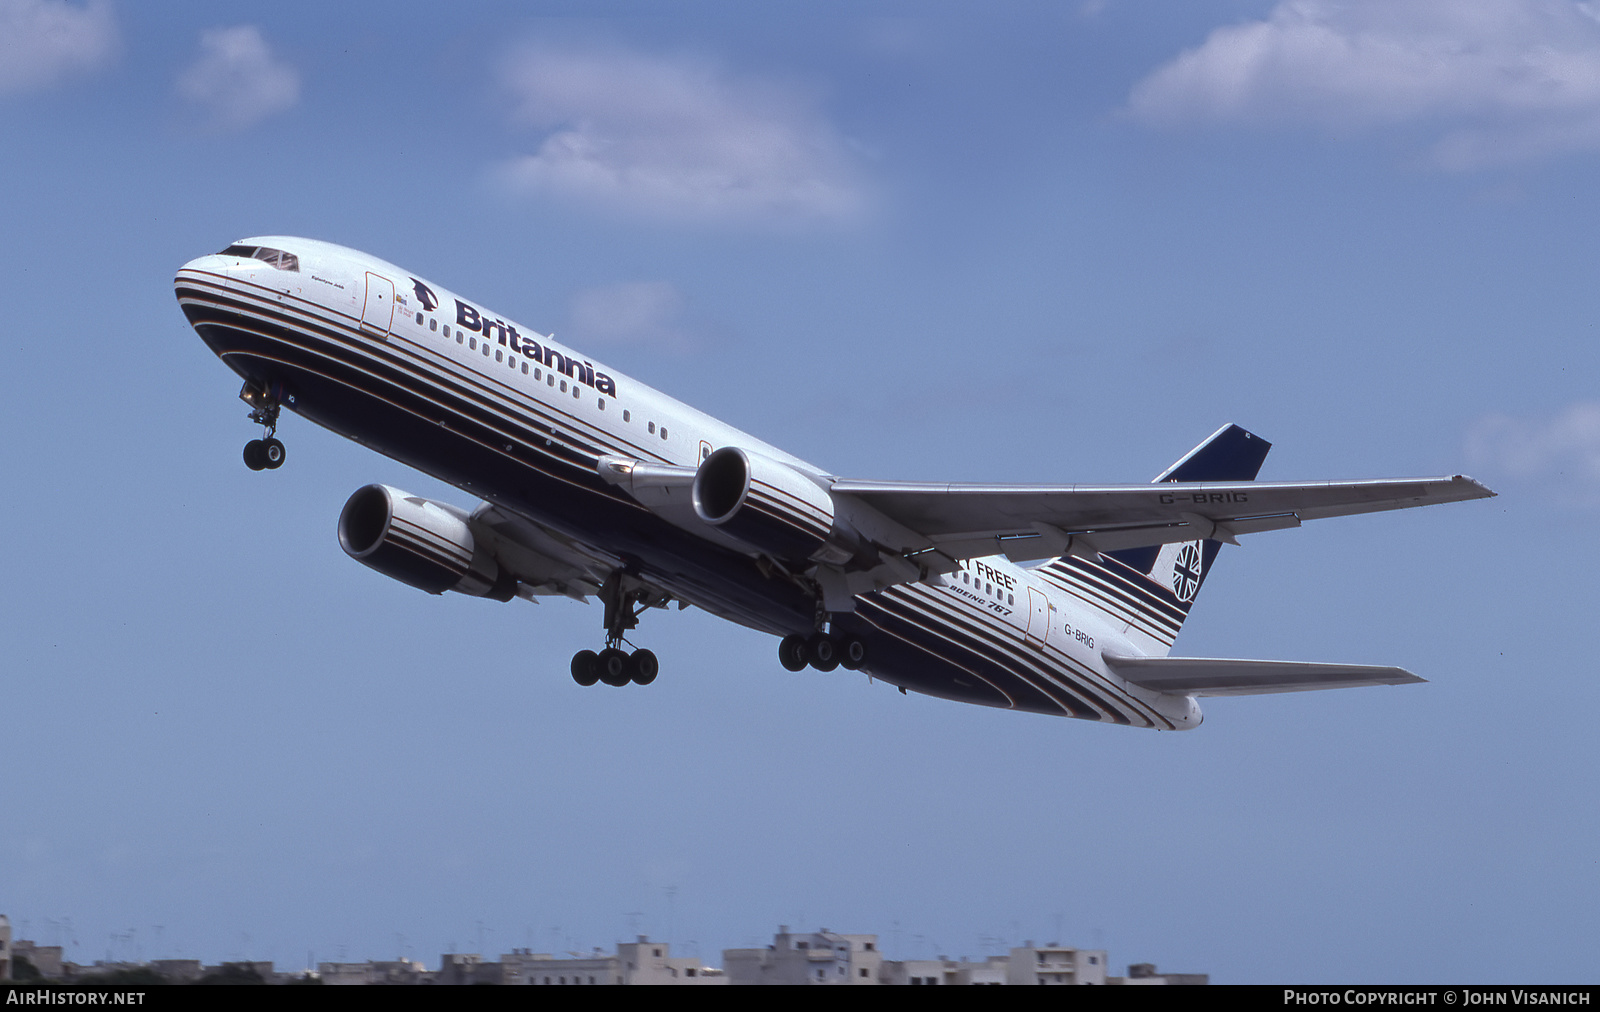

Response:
(430, 319), (437, 332)
(598, 399), (605, 410)
(415, 312), (423, 324)
(648, 422), (656, 434)
(470, 338), (476, 350)
(521, 363), (528, 374)
(660, 427), (668, 439)
(560, 380), (567, 392)
(623, 410), (630, 422)
(495, 350), (503, 362)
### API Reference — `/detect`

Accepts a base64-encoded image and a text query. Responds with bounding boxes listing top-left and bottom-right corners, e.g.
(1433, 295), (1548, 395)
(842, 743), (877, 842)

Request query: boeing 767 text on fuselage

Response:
(176, 237), (1492, 730)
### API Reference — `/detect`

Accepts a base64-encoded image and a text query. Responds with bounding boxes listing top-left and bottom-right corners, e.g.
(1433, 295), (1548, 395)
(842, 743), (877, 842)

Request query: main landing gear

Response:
(778, 631), (867, 673)
(240, 383), (286, 471)
(570, 646), (659, 687)
(570, 575), (663, 687)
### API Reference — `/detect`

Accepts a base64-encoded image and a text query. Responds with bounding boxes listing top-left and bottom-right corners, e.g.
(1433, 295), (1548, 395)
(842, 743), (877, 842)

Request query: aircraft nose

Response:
(176, 254), (212, 277)
(176, 249), (235, 283)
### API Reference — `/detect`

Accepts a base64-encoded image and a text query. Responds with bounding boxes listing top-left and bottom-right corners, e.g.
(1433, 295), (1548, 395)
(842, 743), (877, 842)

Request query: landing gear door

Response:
(361, 272), (395, 338)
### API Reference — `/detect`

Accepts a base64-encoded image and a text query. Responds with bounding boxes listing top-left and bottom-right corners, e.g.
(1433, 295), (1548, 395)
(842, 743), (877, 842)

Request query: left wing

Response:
(597, 448), (1493, 605)
(830, 474), (1494, 563)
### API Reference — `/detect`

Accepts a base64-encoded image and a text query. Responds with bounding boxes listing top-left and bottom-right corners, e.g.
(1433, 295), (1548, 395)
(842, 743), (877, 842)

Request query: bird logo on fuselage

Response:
(410, 278), (438, 312)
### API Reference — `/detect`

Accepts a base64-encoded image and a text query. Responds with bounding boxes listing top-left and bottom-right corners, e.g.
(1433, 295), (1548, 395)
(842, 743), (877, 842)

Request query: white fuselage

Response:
(177, 237), (1202, 729)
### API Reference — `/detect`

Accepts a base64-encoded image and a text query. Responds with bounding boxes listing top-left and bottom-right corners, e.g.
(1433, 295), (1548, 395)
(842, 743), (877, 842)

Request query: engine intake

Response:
(691, 448), (864, 566)
(337, 484), (514, 600)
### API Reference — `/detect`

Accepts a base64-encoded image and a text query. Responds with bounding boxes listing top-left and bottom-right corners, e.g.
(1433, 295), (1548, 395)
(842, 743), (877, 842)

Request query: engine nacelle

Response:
(337, 484), (515, 600)
(691, 448), (864, 566)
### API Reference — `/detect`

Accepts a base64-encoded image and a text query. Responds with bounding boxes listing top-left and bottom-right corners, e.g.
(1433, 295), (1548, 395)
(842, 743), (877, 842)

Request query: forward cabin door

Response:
(360, 272), (395, 338)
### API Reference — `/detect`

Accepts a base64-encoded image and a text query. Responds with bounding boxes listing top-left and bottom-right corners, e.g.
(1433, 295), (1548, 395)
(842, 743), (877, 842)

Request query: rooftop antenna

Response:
(663, 885), (678, 944)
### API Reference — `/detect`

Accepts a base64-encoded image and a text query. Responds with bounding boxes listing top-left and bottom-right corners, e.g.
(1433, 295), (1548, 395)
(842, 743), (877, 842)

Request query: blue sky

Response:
(2, 0), (1596, 983)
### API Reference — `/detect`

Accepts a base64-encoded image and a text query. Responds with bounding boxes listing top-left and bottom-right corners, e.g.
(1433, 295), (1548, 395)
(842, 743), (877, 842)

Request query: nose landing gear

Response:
(243, 436), (285, 471)
(240, 383), (287, 471)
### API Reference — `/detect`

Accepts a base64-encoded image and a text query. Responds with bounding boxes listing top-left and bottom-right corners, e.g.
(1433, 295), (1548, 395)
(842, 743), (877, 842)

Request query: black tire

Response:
(598, 647), (630, 686)
(571, 649), (599, 686)
(629, 649), (659, 685)
(262, 438), (286, 469)
(777, 634), (808, 672)
(840, 635), (867, 670)
(243, 439), (267, 470)
(808, 634), (839, 672)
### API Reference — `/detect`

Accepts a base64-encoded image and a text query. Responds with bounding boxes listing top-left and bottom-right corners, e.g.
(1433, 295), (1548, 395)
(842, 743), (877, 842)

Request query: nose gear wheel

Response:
(240, 382), (288, 471)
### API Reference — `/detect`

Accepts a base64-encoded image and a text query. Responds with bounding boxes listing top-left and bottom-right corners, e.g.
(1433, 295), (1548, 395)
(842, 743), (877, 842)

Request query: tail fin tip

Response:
(1154, 423), (1272, 484)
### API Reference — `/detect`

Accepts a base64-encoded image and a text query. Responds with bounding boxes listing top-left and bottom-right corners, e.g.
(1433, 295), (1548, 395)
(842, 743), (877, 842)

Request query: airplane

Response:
(176, 237), (1494, 730)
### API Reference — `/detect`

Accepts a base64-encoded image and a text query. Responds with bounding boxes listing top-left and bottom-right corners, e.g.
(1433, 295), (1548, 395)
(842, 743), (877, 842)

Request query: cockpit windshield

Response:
(219, 244), (300, 272)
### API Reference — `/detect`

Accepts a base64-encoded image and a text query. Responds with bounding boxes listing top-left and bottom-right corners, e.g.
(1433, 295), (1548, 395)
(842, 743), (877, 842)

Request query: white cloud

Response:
(0, 0), (117, 96)
(177, 25), (299, 131)
(494, 46), (865, 225)
(567, 281), (692, 353)
(1467, 402), (1600, 503)
(1128, 0), (1600, 168)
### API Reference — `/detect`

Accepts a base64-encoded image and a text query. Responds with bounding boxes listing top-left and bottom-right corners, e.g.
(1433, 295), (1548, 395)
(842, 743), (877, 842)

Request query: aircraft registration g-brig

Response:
(176, 237), (1494, 730)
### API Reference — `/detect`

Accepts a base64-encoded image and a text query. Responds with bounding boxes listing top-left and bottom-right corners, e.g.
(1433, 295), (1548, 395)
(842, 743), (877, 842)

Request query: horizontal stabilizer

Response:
(1103, 653), (1425, 696)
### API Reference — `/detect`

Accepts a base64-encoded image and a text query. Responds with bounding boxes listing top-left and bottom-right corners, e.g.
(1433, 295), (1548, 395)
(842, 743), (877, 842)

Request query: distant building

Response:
(723, 927), (882, 985)
(1109, 962), (1210, 985)
(1005, 942), (1108, 985)
(318, 959), (431, 985)
(9, 939), (63, 979)
(150, 960), (204, 984)
(725, 927), (1114, 985)
(879, 955), (1009, 985)
(436, 952), (506, 986)
(500, 936), (723, 985)
(0, 913), (1203, 985)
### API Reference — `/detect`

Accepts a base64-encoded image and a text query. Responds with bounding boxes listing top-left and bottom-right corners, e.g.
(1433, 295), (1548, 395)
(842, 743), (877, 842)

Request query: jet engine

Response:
(691, 447), (867, 566)
(337, 484), (516, 600)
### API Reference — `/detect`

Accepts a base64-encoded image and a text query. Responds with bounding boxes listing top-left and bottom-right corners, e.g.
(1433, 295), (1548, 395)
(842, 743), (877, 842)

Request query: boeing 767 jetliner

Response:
(176, 237), (1493, 729)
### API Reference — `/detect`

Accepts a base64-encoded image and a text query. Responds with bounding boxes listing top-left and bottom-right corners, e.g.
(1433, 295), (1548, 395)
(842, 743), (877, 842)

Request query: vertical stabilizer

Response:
(1035, 424), (1271, 656)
